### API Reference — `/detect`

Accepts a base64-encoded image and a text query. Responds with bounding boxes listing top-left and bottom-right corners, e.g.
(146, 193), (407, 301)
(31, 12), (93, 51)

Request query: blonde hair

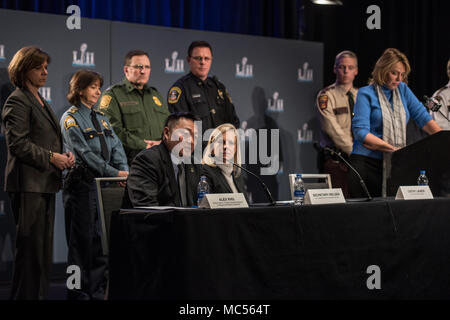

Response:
(202, 123), (241, 177)
(369, 48), (411, 86)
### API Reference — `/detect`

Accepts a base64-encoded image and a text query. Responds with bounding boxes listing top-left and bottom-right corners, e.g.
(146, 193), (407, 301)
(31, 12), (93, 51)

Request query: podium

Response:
(388, 131), (450, 197)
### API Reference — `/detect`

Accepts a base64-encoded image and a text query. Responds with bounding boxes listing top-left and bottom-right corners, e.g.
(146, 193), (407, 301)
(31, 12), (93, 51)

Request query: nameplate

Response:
(304, 188), (346, 205)
(395, 186), (433, 200)
(199, 193), (249, 209)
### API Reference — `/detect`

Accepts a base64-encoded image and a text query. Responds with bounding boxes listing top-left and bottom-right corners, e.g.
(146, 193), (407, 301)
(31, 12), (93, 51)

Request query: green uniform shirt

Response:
(100, 78), (170, 160)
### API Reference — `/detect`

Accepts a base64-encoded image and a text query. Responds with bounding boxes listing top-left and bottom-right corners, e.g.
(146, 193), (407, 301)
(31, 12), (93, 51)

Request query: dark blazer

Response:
(202, 165), (246, 196)
(127, 142), (201, 207)
(2, 87), (63, 193)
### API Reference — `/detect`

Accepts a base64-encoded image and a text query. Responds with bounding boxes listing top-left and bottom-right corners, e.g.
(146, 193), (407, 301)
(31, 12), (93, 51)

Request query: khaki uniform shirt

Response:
(100, 78), (170, 161)
(316, 83), (357, 156)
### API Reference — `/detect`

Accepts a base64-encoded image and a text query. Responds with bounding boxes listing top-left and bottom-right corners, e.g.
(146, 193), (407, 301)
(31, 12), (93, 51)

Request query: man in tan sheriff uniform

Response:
(430, 59), (450, 130)
(99, 50), (170, 164)
(316, 50), (358, 197)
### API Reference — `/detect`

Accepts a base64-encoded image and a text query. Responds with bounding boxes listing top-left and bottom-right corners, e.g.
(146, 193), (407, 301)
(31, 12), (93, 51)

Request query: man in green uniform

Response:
(100, 50), (170, 164)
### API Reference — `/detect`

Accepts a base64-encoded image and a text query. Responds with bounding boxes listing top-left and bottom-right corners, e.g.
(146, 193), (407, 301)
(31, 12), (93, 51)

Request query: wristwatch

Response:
(49, 150), (53, 162)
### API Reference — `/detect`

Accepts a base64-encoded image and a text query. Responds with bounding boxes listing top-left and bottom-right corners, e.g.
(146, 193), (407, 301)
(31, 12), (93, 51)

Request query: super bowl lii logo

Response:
(38, 87), (52, 102)
(297, 123), (313, 143)
(72, 43), (95, 67)
(267, 92), (284, 112)
(165, 51), (184, 73)
(0, 44), (5, 61)
(298, 62), (313, 82)
(235, 57), (253, 78)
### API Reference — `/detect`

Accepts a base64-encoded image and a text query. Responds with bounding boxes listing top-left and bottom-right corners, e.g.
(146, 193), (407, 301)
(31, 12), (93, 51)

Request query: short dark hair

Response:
(164, 112), (200, 130)
(124, 50), (149, 66)
(188, 41), (213, 57)
(8, 46), (51, 88)
(67, 69), (104, 106)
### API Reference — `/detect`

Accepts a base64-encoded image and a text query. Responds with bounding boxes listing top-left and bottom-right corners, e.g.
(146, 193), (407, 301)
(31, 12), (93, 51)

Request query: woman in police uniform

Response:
(60, 70), (129, 300)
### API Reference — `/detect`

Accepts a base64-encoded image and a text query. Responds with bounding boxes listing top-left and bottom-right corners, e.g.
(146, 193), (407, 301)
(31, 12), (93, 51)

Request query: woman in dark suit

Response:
(202, 123), (246, 195)
(1, 46), (74, 299)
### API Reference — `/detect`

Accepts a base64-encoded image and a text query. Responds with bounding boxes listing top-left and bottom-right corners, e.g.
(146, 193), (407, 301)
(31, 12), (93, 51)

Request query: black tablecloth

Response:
(109, 198), (450, 299)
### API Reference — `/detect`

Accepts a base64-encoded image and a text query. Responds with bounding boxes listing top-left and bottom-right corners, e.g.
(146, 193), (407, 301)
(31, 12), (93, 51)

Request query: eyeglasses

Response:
(190, 56), (212, 62)
(128, 64), (151, 71)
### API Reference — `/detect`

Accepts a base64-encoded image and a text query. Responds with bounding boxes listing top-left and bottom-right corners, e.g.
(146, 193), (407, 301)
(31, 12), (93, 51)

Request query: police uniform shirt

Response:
(99, 78), (170, 153)
(316, 83), (358, 155)
(431, 81), (450, 130)
(167, 72), (240, 133)
(60, 104), (129, 177)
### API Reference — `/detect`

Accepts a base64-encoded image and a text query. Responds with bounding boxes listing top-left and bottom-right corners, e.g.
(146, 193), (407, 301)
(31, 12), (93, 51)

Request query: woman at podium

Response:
(349, 48), (441, 198)
(202, 123), (247, 196)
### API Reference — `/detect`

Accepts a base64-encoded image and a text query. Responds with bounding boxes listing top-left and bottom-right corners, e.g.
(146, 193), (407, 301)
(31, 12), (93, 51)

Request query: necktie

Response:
(90, 109), (109, 161)
(347, 91), (355, 119)
(177, 163), (187, 207)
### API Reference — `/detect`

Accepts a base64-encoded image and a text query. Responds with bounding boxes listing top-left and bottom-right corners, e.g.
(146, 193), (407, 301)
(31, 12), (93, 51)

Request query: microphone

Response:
(423, 95), (442, 112)
(210, 154), (276, 206)
(313, 142), (372, 201)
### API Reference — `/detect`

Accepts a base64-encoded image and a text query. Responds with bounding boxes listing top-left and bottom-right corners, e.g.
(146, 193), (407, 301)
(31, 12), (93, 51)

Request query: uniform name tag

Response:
(304, 188), (346, 205)
(395, 186), (433, 200)
(192, 94), (201, 99)
(199, 193), (248, 209)
(119, 101), (139, 106)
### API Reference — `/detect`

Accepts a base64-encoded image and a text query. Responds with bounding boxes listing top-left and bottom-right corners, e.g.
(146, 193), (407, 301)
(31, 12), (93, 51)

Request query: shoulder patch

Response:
(153, 96), (162, 107)
(64, 115), (78, 130)
(68, 106), (78, 114)
(100, 95), (112, 109)
(168, 86), (182, 104)
(318, 94), (328, 110)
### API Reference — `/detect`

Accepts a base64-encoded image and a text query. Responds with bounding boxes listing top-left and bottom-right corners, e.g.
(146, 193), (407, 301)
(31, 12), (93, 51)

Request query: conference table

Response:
(109, 197), (450, 300)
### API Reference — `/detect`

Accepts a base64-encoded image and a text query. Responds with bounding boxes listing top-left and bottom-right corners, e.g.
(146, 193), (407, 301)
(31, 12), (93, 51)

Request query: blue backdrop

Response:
(0, 0), (300, 39)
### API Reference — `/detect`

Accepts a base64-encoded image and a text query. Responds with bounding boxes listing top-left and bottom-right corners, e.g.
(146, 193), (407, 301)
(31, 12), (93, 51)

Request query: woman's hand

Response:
(117, 170), (129, 187)
(50, 152), (73, 170)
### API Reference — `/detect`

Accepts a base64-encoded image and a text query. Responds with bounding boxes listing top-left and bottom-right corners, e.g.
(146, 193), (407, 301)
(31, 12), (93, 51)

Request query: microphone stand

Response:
(424, 95), (450, 123)
(323, 146), (373, 202)
(221, 157), (276, 206)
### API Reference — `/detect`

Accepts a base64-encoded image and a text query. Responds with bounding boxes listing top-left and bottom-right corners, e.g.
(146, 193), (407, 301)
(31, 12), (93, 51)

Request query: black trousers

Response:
(8, 192), (55, 300)
(347, 154), (383, 198)
(63, 180), (107, 300)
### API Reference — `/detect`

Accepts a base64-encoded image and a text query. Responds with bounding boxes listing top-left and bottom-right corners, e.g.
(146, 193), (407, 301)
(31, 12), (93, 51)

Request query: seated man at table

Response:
(126, 112), (202, 207)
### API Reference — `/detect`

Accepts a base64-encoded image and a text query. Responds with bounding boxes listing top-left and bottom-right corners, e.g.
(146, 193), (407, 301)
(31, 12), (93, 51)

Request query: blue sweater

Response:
(352, 82), (432, 159)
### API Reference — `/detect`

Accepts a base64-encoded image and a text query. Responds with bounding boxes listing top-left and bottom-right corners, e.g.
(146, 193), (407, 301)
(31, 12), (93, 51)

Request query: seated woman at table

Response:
(349, 48), (441, 198)
(202, 123), (246, 195)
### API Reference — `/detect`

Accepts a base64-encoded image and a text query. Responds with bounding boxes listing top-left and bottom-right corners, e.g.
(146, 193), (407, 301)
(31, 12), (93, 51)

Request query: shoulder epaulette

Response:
(67, 106), (78, 114)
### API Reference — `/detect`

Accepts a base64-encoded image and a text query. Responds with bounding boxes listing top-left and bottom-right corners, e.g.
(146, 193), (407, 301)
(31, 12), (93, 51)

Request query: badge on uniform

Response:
(64, 115), (78, 130)
(101, 120), (110, 130)
(153, 96), (162, 107)
(217, 89), (224, 100)
(100, 95), (112, 109)
(318, 94), (328, 109)
(168, 87), (181, 104)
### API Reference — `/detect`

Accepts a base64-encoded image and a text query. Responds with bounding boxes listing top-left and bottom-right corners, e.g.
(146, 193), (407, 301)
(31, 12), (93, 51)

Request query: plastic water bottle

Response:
(417, 170), (429, 186)
(293, 174), (305, 205)
(197, 176), (210, 205)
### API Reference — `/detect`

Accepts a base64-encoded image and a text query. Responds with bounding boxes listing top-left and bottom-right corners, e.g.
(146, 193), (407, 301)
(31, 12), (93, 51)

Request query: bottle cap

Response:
(296, 174), (302, 178)
(420, 170), (426, 175)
